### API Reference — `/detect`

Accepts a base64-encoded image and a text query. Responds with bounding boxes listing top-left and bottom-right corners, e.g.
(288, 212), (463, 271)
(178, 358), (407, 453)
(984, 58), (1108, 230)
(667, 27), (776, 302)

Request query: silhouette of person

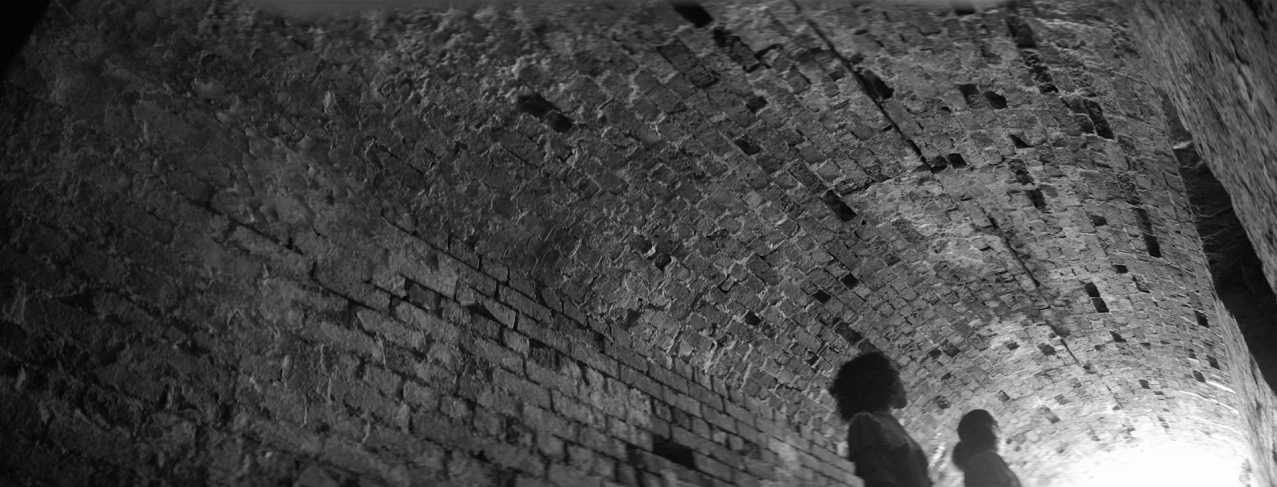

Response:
(830, 350), (932, 487)
(952, 409), (1022, 487)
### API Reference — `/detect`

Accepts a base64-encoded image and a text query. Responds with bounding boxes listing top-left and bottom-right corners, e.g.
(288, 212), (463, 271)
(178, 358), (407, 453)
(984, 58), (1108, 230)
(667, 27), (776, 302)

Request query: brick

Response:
(2, 5), (1252, 487)
(365, 425), (445, 470)
(568, 339), (618, 378)
(663, 388), (700, 418)
(396, 302), (459, 343)
(404, 380), (439, 411)
(554, 390), (606, 431)
(702, 406), (736, 434)
(314, 259), (390, 311)
(517, 316), (570, 353)
(387, 233), (460, 298)
(228, 225), (308, 276)
(686, 382), (724, 412)
(502, 285), (552, 323)
(524, 405), (578, 441)
(410, 412), (480, 453)
(657, 40), (719, 88)
(693, 452), (735, 481)
(604, 340), (649, 373)
(577, 424), (625, 458)
(494, 368), (551, 408)
(515, 475), (553, 487)
(526, 360), (576, 394)
(484, 441), (546, 477)
(648, 365), (689, 394)
(618, 364), (663, 400)
(359, 308), (428, 351)
(310, 321), (384, 361)
(321, 437), (403, 484)
(465, 335), (524, 373)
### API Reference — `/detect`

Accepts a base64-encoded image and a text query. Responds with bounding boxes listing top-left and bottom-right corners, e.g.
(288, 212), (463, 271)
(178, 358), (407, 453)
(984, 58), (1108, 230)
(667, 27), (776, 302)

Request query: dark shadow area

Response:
(670, 1), (713, 28)
(1163, 94), (1277, 388)
(1, 0), (50, 77)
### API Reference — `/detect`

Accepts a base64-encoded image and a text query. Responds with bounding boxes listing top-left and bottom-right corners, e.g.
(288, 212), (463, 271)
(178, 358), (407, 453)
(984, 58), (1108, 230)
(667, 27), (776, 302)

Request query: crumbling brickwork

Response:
(0, 0), (1264, 486)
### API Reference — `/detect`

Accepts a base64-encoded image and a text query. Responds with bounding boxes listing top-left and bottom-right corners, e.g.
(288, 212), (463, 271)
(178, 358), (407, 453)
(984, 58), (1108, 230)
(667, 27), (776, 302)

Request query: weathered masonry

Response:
(2, 0), (1276, 486)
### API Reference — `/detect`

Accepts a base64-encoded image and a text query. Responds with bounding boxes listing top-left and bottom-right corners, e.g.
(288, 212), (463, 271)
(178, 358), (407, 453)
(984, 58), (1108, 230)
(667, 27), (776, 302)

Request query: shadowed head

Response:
(953, 409), (1000, 470)
(829, 350), (907, 421)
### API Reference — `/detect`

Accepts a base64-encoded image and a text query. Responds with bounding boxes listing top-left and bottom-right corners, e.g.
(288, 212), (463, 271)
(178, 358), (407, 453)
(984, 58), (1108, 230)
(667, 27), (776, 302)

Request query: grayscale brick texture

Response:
(0, 0), (1273, 486)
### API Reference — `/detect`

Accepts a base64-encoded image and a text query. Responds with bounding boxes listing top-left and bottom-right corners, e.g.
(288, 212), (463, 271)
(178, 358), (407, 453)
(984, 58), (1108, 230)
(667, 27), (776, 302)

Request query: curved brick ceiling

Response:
(0, 0), (1260, 486)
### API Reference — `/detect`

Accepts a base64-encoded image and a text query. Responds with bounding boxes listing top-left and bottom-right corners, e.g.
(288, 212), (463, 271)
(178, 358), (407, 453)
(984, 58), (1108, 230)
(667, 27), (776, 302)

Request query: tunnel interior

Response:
(0, 0), (1275, 486)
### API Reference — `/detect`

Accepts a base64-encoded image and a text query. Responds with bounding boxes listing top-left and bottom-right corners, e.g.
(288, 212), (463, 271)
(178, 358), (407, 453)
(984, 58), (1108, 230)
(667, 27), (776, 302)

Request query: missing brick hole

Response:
(1139, 379), (1150, 389)
(822, 190), (858, 222)
(927, 156), (948, 173)
(1028, 189), (1047, 211)
(1110, 331), (1126, 343)
(1143, 234), (1162, 258)
(735, 138), (761, 155)
(712, 28), (761, 72)
(943, 342), (960, 357)
(1012, 165), (1034, 184)
(745, 95), (768, 113)
(515, 93), (556, 117)
(670, 1), (712, 27)
(1006, 16), (1038, 48)
(1039, 406), (1060, 424)
(1083, 99), (1114, 139)
(545, 112), (574, 133)
(1193, 371), (1206, 382)
(984, 92), (1008, 109)
(1195, 310), (1210, 328)
(652, 436), (698, 470)
(957, 84), (981, 107)
(834, 322), (863, 344)
(464, 302), (498, 323)
(1092, 298), (1109, 313)
(1114, 264), (1128, 274)
(858, 68), (894, 100)
(813, 289), (831, 304)
(653, 252), (672, 270)
(744, 311), (762, 326)
(947, 153), (968, 168)
(1009, 134), (1030, 148)
(1083, 283), (1102, 298)
(1090, 215), (1107, 226)
(841, 273), (860, 288)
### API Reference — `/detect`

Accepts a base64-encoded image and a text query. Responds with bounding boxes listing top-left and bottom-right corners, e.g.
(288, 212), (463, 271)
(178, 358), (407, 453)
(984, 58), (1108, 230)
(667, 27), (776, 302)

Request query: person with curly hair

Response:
(830, 350), (932, 487)
(951, 409), (1021, 487)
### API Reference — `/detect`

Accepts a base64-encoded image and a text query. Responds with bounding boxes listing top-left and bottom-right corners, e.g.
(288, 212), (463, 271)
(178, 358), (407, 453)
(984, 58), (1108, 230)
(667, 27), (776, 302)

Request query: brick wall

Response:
(1129, 0), (1277, 485)
(0, 0), (1259, 486)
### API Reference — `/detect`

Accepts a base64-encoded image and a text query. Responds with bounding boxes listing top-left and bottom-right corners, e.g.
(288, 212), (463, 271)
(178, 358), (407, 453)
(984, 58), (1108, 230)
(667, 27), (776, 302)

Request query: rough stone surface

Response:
(1129, 1), (1277, 485)
(0, 0), (1268, 486)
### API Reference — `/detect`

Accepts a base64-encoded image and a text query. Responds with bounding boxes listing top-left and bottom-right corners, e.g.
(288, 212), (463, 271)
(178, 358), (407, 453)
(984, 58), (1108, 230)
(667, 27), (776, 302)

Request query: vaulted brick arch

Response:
(1, 0), (1273, 486)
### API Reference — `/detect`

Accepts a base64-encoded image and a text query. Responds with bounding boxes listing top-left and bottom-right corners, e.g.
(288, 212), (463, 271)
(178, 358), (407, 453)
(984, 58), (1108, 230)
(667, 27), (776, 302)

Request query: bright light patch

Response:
(1064, 442), (1244, 487)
